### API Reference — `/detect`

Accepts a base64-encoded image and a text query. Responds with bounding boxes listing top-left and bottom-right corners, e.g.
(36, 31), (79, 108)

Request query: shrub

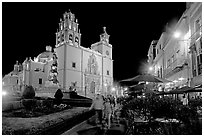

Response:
(33, 99), (55, 114)
(54, 89), (63, 105)
(22, 85), (35, 99)
(22, 99), (37, 110)
(54, 89), (63, 99)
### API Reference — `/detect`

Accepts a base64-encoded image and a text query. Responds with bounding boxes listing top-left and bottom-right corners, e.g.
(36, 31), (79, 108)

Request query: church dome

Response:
(37, 51), (54, 62)
(37, 51), (53, 59)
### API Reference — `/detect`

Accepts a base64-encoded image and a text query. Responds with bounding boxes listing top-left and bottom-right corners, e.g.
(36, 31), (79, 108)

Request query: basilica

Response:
(3, 11), (113, 99)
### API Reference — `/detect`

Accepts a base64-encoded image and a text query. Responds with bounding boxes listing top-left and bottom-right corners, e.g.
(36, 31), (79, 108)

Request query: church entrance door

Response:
(90, 81), (95, 95)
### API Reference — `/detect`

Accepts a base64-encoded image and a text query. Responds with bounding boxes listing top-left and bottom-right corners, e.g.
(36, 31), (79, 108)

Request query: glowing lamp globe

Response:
(149, 67), (153, 71)
(174, 31), (181, 38)
(111, 87), (116, 92)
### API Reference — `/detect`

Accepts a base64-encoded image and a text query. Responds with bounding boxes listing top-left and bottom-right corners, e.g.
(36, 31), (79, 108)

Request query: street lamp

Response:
(149, 66), (153, 71)
(124, 87), (128, 91)
(2, 90), (7, 96)
(111, 87), (117, 97)
(111, 87), (116, 92)
(173, 31), (181, 38)
(104, 83), (107, 96)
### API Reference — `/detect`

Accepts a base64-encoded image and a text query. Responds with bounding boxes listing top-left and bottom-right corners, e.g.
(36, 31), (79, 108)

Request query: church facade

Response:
(3, 11), (113, 99)
(55, 11), (113, 98)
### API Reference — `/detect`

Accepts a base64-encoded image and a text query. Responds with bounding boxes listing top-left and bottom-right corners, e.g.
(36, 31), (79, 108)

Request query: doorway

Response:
(90, 81), (95, 95)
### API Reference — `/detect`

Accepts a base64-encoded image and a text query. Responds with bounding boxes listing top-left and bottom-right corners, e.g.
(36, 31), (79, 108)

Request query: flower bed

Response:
(3, 98), (72, 118)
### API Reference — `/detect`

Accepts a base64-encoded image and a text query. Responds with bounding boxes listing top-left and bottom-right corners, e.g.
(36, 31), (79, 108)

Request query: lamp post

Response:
(104, 83), (107, 96)
(111, 87), (116, 96)
(149, 66), (153, 72)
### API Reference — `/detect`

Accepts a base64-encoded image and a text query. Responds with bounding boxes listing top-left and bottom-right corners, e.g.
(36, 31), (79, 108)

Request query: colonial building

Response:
(3, 11), (113, 99)
(187, 2), (202, 89)
(147, 2), (202, 98)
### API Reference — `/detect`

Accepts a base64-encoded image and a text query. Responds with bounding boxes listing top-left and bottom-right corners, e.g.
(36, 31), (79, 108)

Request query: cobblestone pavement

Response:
(62, 105), (127, 135)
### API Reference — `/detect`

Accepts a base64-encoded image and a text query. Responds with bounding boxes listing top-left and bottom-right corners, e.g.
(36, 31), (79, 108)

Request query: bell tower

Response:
(55, 11), (82, 90)
(100, 27), (110, 44)
(55, 10), (81, 47)
(100, 27), (112, 60)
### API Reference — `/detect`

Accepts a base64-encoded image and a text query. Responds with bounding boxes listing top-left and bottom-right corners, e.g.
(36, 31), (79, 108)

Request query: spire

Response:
(100, 26), (110, 43)
(103, 26), (107, 34)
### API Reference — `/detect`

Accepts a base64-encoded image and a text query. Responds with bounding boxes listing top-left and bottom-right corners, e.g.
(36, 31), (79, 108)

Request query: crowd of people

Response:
(89, 94), (120, 129)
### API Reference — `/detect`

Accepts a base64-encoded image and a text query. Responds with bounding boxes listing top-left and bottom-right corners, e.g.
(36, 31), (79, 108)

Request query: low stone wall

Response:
(62, 99), (92, 107)
(35, 91), (70, 99)
(2, 107), (92, 135)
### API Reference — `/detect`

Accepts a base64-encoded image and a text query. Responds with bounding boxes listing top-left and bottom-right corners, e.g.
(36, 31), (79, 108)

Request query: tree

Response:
(54, 88), (63, 105)
(48, 53), (59, 84)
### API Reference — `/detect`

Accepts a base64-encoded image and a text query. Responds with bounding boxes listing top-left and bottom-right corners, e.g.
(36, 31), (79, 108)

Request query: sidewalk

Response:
(62, 115), (102, 135)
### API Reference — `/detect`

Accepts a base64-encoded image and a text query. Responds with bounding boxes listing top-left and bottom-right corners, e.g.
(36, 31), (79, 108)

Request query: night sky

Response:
(2, 2), (186, 81)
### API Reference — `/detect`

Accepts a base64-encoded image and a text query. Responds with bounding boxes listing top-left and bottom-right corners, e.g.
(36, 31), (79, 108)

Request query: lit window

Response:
(69, 23), (71, 29)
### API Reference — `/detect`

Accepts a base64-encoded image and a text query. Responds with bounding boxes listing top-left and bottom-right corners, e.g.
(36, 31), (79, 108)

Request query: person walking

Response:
(109, 95), (116, 121)
(89, 94), (104, 125)
(104, 98), (112, 129)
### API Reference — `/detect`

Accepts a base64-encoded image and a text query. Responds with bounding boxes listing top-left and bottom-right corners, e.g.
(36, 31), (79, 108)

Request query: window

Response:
(34, 68), (40, 71)
(61, 33), (64, 42)
(107, 70), (109, 75)
(195, 17), (201, 40)
(39, 78), (42, 85)
(196, 38), (202, 75)
(69, 23), (71, 29)
(172, 55), (175, 62)
(191, 46), (197, 77)
(167, 59), (171, 67)
(176, 49), (180, 55)
(72, 62), (76, 68)
(193, 65), (197, 77)
(200, 37), (202, 49)
(106, 50), (109, 56)
(69, 34), (73, 41)
(75, 37), (79, 44)
(160, 67), (163, 78)
(197, 54), (202, 75)
(57, 36), (60, 45)
(153, 48), (156, 59)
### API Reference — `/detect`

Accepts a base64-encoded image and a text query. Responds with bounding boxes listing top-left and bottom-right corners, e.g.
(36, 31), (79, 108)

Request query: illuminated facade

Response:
(148, 2), (202, 96)
(55, 11), (113, 98)
(3, 11), (113, 99)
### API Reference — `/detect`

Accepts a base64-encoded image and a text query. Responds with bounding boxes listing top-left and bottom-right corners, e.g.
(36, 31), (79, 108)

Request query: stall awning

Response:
(157, 86), (202, 95)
